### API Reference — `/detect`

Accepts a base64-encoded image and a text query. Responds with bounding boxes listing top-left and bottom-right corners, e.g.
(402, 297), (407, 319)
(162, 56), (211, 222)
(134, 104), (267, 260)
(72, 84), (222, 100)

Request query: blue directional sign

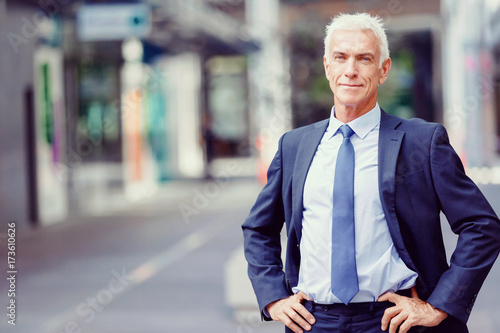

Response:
(77, 3), (151, 41)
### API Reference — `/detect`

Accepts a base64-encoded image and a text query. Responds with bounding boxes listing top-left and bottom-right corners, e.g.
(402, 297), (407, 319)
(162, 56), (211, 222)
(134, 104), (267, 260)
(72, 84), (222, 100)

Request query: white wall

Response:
(0, 2), (38, 228)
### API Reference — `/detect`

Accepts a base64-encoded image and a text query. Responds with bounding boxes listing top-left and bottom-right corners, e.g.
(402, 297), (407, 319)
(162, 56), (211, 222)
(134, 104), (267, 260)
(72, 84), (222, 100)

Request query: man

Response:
(242, 12), (500, 333)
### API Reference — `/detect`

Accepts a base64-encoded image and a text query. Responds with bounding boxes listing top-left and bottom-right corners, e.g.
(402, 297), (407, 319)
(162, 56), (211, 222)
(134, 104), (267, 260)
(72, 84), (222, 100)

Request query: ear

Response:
(378, 57), (391, 84)
(323, 56), (330, 79)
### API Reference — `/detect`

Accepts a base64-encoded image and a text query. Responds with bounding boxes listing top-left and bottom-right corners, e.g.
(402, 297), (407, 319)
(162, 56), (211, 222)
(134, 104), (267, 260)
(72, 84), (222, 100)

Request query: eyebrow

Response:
(332, 51), (376, 59)
(357, 53), (375, 59)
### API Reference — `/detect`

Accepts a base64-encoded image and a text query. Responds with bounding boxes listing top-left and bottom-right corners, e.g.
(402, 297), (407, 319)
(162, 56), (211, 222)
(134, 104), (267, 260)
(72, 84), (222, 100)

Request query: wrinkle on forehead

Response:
(329, 29), (380, 58)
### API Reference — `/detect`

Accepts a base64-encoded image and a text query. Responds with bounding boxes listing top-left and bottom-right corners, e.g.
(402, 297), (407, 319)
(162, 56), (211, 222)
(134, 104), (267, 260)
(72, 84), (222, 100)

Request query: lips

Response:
(339, 84), (362, 87)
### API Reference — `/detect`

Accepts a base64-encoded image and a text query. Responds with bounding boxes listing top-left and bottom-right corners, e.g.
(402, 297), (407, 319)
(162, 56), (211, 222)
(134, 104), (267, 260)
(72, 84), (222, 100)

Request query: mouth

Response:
(339, 84), (362, 88)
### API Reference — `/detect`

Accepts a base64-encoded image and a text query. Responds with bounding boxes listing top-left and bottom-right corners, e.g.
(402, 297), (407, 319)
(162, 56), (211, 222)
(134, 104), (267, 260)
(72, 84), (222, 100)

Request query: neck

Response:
(334, 101), (376, 123)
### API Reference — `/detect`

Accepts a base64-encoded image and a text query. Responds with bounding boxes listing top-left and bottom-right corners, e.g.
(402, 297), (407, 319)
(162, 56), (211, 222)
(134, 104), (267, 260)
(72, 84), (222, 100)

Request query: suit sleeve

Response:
(242, 135), (290, 320)
(426, 124), (500, 323)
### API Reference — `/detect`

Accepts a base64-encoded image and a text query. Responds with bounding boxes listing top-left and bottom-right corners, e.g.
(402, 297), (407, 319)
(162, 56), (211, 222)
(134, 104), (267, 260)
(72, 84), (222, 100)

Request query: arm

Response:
(425, 125), (500, 321)
(242, 135), (316, 332)
(242, 135), (290, 318)
(380, 124), (500, 332)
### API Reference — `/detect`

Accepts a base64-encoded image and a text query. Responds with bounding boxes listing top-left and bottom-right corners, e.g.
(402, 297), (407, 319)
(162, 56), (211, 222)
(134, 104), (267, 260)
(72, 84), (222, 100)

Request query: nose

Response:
(344, 58), (358, 78)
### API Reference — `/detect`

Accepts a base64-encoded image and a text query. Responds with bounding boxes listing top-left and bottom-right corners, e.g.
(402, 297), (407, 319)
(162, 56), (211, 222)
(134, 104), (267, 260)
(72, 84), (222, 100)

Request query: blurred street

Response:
(1, 177), (280, 333)
(0, 177), (498, 333)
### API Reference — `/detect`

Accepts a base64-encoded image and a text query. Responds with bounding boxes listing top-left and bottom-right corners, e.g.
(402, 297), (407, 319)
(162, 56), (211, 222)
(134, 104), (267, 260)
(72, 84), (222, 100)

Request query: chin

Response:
(336, 98), (363, 106)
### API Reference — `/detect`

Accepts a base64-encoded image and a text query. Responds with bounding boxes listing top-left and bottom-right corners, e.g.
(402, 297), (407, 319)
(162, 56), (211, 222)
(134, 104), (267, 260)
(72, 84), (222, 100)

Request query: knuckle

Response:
(392, 317), (403, 325)
(289, 311), (300, 321)
(401, 324), (412, 333)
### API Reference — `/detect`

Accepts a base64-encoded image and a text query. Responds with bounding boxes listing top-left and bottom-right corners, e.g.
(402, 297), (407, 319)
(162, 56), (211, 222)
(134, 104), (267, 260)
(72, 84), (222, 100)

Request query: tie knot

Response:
(339, 125), (354, 139)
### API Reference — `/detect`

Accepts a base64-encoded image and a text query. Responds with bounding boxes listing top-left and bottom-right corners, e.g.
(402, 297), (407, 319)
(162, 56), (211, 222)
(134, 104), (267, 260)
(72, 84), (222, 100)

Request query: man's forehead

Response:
(331, 29), (376, 42)
(330, 30), (379, 52)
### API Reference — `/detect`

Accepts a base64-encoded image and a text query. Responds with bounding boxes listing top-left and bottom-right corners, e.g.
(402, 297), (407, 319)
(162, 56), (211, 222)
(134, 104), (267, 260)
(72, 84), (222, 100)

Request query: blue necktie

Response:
(331, 124), (359, 305)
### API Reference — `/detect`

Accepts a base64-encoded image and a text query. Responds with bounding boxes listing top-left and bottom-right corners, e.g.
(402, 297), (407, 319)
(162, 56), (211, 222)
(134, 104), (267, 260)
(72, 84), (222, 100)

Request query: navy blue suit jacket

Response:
(242, 111), (500, 331)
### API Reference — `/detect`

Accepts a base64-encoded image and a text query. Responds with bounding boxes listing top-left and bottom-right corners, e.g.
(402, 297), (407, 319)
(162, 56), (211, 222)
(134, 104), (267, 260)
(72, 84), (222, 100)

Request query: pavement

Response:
(1, 177), (283, 333)
(0, 178), (499, 333)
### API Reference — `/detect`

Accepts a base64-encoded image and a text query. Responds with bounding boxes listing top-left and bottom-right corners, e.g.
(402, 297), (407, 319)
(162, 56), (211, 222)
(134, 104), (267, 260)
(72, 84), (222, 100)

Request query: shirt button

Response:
(323, 306), (329, 312)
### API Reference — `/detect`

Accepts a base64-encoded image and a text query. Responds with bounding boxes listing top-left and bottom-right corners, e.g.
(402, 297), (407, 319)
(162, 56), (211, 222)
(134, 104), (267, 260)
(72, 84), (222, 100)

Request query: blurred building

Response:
(441, 0), (500, 169)
(2, 0), (500, 229)
(0, 0), (291, 227)
(279, 0), (500, 169)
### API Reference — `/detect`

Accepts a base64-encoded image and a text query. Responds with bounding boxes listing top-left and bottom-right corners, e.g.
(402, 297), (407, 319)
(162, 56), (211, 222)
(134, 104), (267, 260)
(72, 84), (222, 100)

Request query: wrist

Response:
(266, 299), (280, 318)
(431, 305), (449, 323)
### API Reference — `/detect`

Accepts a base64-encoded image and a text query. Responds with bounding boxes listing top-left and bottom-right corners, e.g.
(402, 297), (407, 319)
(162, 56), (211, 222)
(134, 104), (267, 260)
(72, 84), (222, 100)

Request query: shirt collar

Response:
(327, 103), (381, 140)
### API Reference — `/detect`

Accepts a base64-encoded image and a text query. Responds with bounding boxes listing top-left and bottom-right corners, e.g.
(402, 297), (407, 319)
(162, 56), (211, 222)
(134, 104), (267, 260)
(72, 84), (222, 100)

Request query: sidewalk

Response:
(2, 177), (499, 332)
(69, 157), (259, 219)
(0, 176), (276, 332)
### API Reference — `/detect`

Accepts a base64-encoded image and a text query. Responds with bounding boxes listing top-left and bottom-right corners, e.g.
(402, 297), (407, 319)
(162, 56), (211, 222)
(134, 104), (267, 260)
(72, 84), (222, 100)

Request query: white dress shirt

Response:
(292, 104), (418, 304)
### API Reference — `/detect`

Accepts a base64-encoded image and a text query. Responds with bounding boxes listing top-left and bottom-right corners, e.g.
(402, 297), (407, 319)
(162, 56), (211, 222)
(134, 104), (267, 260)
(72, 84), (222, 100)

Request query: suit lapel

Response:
(378, 111), (417, 272)
(292, 120), (329, 242)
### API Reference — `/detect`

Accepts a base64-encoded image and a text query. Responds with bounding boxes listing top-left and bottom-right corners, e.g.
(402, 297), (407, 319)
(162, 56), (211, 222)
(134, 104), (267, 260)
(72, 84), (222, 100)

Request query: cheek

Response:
(328, 67), (340, 81)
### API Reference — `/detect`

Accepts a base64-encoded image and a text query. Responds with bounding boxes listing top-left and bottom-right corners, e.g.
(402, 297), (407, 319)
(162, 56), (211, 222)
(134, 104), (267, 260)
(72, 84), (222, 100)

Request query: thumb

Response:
(377, 291), (397, 303)
(296, 291), (313, 301)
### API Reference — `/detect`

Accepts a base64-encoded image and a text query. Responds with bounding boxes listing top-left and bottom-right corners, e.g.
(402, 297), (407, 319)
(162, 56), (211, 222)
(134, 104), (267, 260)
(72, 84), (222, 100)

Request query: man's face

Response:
(323, 29), (391, 113)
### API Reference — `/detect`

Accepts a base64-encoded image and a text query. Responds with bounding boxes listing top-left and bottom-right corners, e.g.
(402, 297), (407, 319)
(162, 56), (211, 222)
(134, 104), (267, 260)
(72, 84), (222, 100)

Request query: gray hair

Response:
(324, 12), (389, 68)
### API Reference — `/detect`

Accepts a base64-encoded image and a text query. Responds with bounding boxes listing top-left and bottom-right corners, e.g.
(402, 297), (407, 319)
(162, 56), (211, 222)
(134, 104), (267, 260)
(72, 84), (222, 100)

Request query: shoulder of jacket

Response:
(282, 119), (329, 141)
(398, 116), (443, 134)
